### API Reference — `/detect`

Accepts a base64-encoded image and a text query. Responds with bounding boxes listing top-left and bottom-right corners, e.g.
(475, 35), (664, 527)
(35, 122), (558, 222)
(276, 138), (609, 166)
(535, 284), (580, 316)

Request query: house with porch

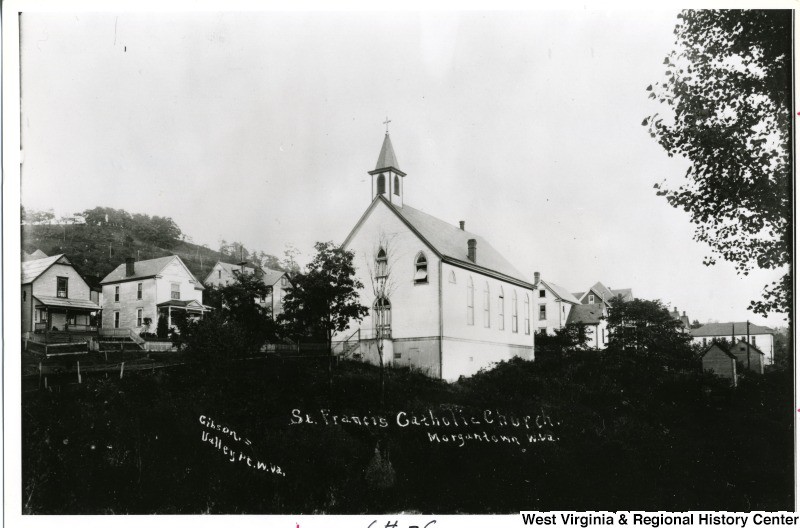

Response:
(100, 256), (208, 333)
(204, 261), (291, 317)
(21, 254), (101, 335)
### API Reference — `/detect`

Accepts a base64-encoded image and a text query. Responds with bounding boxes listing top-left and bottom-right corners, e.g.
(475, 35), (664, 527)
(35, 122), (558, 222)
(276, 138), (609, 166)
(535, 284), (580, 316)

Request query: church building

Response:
(337, 131), (535, 381)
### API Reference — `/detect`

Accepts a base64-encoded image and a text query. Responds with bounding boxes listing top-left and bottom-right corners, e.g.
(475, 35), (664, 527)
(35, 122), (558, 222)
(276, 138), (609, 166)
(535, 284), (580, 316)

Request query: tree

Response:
(644, 10), (791, 317)
(279, 241), (369, 381)
(606, 297), (694, 368)
(364, 234), (399, 406)
(534, 324), (591, 362)
(690, 319), (702, 330)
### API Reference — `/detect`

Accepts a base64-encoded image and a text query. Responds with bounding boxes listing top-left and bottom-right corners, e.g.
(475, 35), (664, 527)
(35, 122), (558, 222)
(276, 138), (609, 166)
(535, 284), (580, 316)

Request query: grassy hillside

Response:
(21, 353), (793, 513)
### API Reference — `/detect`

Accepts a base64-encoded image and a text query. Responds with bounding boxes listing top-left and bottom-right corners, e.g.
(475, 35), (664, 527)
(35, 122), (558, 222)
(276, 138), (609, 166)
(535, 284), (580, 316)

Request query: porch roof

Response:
(157, 299), (210, 311)
(34, 295), (100, 311)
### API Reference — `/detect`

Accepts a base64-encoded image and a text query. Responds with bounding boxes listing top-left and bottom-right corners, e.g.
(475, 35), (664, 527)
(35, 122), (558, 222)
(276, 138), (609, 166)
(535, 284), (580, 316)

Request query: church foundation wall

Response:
(441, 338), (533, 381)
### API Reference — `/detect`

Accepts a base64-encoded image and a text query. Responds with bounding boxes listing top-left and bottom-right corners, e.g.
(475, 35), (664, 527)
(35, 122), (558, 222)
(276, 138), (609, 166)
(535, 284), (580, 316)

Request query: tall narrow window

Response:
(374, 297), (391, 338)
(539, 304), (547, 321)
(114, 285), (120, 302)
(467, 276), (474, 325)
(394, 175), (400, 195)
(512, 290), (518, 333)
(171, 283), (180, 300)
(588, 294), (595, 304)
(218, 270), (222, 279)
(57, 277), (68, 298)
(449, 270), (456, 284)
(483, 282), (491, 328)
(414, 253), (428, 284)
(137, 308), (143, 327)
(376, 248), (388, 278)
(137, 282), (143, 300)
(525, 294), (531, 334)
(377, 174), (386, 194)
(114, 311), (120, 329)
(498, 286), (505, 330)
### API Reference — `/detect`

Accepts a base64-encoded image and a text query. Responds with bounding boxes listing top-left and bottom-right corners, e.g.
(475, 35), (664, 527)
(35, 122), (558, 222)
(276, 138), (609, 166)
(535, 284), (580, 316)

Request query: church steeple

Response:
(369, 128), (406, 207)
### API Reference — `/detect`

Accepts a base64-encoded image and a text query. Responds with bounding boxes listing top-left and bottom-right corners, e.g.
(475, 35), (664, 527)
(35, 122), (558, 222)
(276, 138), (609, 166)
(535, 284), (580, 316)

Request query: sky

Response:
(17, 8), (789, 328)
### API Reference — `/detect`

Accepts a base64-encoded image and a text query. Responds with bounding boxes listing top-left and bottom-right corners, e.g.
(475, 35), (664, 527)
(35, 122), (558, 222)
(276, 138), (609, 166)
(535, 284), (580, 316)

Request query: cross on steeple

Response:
(383, 116), (392, 134)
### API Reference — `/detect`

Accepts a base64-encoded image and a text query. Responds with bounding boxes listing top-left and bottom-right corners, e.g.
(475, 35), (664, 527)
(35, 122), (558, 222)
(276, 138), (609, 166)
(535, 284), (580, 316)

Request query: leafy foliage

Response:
(534, 324), (591, 361)
(606, 297), (694, 368)
(644, 10), (791, 316)
(279, 241), (369, 350)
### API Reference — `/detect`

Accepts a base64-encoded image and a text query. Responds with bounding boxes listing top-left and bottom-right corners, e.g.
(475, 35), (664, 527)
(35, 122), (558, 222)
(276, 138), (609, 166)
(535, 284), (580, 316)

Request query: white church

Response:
(337, 131), (535, 381)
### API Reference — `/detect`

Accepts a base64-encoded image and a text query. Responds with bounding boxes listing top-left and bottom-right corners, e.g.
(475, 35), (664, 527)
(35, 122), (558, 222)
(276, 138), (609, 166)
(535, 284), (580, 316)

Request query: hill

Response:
(21, 206), (290, 285)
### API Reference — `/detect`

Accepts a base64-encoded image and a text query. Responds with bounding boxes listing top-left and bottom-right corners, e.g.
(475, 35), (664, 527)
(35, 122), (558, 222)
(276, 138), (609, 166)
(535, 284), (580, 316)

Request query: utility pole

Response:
(746, 320), (751, 371)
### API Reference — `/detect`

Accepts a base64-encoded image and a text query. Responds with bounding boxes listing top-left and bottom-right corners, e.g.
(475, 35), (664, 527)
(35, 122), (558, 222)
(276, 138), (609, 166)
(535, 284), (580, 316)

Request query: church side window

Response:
(498, 286), (505, 330)
(467, 276), (474, 326)
(374, 297), (391, 338)
(483, 282), (491, 328)
(524, 294), (531, 334)
(414, 253), (428, 284)
(448, 270), (456, 284)
(377, 174), (386, 194)
(512, 290), (518, 333)
(394, 175), (400, 195)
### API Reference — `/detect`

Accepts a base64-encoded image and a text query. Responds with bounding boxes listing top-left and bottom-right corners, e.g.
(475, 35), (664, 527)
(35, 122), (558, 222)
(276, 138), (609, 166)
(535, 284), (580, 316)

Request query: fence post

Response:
(77, 361), (82, 384)
(120, 362), (125, 379)
(38, 362), (42, 389)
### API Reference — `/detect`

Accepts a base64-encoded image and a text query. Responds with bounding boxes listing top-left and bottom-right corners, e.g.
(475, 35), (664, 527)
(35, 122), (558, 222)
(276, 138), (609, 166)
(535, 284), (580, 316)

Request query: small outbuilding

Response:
(730, 339), (765, 375)
(700, 342), (737, 386)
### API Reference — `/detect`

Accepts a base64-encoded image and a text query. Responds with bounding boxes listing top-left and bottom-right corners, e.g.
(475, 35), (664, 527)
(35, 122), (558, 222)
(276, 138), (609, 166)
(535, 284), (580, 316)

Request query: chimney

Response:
(459, 220), (465, 231)
(682, 311), (686, 316)
(125, 257), (135, 277)
(534, 271), (541, 286)
(467, 239), (477, 262)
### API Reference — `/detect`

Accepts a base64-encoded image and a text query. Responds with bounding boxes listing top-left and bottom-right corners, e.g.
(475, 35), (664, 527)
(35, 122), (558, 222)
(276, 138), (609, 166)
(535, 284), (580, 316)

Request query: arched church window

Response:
(448, 270), (456, 284)
(374, 296), (391, 338)
(414, 253), (428, 283)
(467, 276), (475, 326)
(498, 286), (505, 330)
(512, 290), (519, 333)
(376, 248), (388, 278)
(524, 294), (531, 335)
(394, 175), (400, 195)
(377, 174), (386, 194)
(483, 282), (491, 328)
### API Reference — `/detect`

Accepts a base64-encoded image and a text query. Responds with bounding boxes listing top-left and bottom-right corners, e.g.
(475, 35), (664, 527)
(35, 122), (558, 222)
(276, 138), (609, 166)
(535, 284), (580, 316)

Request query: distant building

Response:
(337, 131), (535, 381)
(565, 302), (608, 349)
(204, 261), (291, 317)
(730, 339), (765, 375)
(21, 254), (100, 334)
(532, 272), (580, 335)
(100, 256), (208, 333)
(572, 281), (633, 306)
(690, 322), (774, 365)
(700, 342), (738, 385)
(669, 307), (691, 331)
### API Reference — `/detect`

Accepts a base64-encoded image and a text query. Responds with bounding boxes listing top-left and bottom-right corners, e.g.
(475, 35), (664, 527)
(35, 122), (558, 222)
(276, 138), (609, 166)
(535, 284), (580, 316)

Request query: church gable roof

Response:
(344, 196), (532, 287)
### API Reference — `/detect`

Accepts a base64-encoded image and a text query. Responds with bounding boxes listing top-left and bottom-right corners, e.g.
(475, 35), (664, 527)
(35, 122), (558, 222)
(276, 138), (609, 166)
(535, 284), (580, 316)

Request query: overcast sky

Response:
(18, 8), (788, 328)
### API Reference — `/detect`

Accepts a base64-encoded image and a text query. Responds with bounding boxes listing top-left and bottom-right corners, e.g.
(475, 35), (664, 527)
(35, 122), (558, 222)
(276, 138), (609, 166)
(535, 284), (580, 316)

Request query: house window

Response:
(524, 294), (531, 334)
(374, 297), (391, 338)
(512, 290), (518, 333)
(114, 285), (120, 302)
(34, 309), (40, 323)
(377, 173), (386, 194)
(588, 294), (595, 303)
(22, 291), (27, 302)
(376, 248), (388, 278)
(414, 253), (428, 284)
(57, 277), (68, 298)
(498, 286), (505, 330)
(483, 282), (491, 328)
(448, 270), (456, 284)
(114, 311), (120, 329)
(751, 336), (756, 345)
(67, 313), (76, 325)
(394, 175), (400, 195)
(171, 283), (180, 300)
(702, 338), (707, 346)
(394, 352), (401, 360)
(539, 289), (546, 298)
(467, 276), (474, 326)
(539, 304), (547, 321)
(137, 282), (143, 300)
(218, 270), (222, 279)
(137, 309), (143, 327)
